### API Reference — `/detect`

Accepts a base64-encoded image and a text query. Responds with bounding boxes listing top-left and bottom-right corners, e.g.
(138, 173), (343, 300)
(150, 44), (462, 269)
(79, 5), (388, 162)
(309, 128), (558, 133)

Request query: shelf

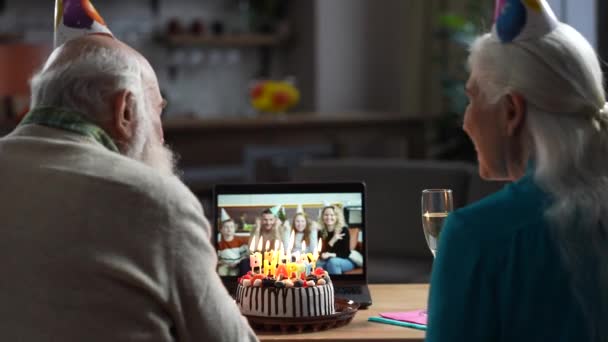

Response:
(158, 33), (288, 48)
(0, 33), (23, 43)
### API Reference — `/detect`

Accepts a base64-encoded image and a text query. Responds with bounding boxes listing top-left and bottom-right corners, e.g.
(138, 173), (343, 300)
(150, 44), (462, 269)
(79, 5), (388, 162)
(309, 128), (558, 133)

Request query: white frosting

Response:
(236, 283), (335, 318)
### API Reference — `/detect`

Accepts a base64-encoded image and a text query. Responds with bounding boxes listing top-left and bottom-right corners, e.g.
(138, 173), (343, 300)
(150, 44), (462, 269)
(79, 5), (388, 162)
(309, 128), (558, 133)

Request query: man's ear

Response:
(112, 89), (136, 141)
(505, 93), (527, 137)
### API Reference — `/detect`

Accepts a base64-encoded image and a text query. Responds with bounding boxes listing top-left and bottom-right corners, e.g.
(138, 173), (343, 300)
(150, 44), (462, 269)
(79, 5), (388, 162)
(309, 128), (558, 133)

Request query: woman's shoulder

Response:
(448, 176), (549, 242)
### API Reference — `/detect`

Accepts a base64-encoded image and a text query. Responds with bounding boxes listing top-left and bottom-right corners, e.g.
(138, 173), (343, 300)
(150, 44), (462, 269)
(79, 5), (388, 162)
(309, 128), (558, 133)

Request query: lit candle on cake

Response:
(275, 263), (288, 279)
(263, 240), (279, 276)
(264, 240), (273, 263)
(273, 240), (280, 262)
(278, 246), (289, 265)
(288, 230), (296, 262)
(304, 261), (313, 276)
(296, 263), (306, 278)
(249, 238), (263, 274)
(311, 238), (322, 271)
(286, 262), (298, 279)
(262, 239), (271, 276)
(299, 241), (310, 275)
(285, 232), (298, 278)
(263, 259), (273, 277)
(275, 245), (291, 280)
(305, 240), (314, 276)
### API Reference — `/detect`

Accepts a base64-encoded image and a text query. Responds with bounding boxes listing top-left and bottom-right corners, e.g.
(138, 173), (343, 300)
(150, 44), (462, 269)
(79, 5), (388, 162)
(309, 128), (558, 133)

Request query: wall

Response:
(548, 0), (597, 48)
(313, 0), (599, 118)
(1, 0), (599, 119)
(315, 0), (409, 115)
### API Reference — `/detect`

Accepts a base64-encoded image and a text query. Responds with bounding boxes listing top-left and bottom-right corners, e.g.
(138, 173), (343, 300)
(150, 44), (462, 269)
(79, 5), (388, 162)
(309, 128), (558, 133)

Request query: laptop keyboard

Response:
(334, 286), (363, 295)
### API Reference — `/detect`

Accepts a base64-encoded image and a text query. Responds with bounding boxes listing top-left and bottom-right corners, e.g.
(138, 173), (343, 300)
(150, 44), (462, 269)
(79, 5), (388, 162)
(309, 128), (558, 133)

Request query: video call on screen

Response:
(216, 192), (364, 277)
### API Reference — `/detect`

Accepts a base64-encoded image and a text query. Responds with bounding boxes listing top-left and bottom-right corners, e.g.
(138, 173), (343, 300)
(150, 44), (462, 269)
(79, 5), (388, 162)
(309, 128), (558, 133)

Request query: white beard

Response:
(140, 136), (177, 178)
(125, 113), (177, 178)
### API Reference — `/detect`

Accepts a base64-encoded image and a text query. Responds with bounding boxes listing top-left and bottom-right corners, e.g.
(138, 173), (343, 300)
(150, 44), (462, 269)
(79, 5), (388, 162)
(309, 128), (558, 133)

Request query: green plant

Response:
(248, 0), (288, 33)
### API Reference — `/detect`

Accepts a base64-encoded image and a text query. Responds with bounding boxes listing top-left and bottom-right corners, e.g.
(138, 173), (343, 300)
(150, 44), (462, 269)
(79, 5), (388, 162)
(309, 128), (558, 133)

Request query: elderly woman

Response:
(426, 1), (608, 342)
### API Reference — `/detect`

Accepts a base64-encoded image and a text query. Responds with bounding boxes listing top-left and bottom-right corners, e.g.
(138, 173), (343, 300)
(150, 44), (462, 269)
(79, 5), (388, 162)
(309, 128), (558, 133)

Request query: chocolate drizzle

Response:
(248, 287), (253, 311)
(292, 287), (296, 317)
(237, 283), (335, 318)
(281, 289), (287, 314)
(267, 287), (272, 316)
(274, 288), (280, 315)
(254, 287), (259, 311)
(261, 287), (267, 312)
(326, 285), (330, 314)
(313, 287), (318, 316)
(299, 289), (303, 316)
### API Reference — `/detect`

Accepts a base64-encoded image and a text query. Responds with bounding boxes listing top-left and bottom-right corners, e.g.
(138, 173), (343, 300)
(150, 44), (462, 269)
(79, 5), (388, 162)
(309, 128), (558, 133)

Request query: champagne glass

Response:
(421, 189), (453, 257)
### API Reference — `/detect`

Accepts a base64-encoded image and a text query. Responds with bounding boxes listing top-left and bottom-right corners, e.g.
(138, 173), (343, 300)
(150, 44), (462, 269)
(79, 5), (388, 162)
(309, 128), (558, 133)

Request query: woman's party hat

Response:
(296, 204), (304, 214)
(55, 0), (113, 48)
(493, 0), (559, 43)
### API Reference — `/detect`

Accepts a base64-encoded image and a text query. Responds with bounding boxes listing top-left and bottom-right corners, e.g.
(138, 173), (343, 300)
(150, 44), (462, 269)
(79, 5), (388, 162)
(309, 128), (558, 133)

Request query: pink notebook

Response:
(379, 309), (428, 325)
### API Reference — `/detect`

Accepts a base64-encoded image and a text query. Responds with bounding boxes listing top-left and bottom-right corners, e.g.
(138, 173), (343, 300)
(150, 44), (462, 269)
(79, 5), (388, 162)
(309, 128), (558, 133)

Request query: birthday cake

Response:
(236, 267), (335, 318)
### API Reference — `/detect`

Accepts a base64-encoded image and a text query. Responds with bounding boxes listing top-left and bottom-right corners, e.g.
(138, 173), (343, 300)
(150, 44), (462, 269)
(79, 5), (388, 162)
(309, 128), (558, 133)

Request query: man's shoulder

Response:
(93, 152), (198, 208)
(2, 125), (198, 209)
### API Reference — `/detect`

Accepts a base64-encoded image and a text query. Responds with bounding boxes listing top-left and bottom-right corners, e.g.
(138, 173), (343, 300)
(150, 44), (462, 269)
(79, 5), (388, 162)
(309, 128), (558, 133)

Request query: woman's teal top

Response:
(426, 170), (588, 341)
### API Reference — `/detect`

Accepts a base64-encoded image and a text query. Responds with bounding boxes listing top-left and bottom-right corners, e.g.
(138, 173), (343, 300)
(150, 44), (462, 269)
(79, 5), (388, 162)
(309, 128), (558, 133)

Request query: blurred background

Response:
(0, 0), (605, 281)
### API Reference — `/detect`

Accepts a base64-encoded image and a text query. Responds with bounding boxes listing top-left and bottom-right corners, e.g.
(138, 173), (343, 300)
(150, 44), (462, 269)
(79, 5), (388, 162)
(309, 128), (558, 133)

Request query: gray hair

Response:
(469, 23), (608, 341)
(29, 43), (147, 127)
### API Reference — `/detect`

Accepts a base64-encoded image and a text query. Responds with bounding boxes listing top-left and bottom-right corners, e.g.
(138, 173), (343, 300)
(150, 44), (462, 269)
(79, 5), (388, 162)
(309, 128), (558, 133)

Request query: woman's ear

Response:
(505, 93), (527, 137)
(112, 90), (136, 141)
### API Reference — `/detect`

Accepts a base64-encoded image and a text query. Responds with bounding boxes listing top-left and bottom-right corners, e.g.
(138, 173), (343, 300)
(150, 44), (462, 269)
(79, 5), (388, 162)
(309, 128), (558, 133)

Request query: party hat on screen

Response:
(269, 205), (281, 217)
(220, 208), (231, 222)
(493, 0), (559, 43)
(296, 204), (304, 214)
(55, 0), (114, 48)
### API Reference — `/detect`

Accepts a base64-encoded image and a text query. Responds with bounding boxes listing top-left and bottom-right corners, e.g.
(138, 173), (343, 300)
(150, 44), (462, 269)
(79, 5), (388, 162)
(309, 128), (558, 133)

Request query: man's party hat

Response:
(493, 0), (559, 43)
(55, 0), (114, 48)
(220, 208), (231, 222)
(269, 205), (281, 217)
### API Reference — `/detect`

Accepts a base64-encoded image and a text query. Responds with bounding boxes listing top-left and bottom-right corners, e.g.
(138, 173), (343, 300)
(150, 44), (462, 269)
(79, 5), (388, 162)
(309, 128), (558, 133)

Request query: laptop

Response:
(212, 182), (373, 308)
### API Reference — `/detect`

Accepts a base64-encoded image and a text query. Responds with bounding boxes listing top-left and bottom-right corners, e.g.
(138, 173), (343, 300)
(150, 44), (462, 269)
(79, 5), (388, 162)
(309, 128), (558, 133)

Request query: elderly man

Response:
(0, 27), (256, 342)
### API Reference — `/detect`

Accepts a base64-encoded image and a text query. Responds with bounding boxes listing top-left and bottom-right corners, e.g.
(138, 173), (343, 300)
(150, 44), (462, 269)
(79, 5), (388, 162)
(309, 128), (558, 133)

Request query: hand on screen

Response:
(329, 232), (345, 246)
(322, 252), (335, 260)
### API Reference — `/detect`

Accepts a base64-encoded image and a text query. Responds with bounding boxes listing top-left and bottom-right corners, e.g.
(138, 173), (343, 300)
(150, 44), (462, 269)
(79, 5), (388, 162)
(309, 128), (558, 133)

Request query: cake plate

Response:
(244, 298), (359, 334)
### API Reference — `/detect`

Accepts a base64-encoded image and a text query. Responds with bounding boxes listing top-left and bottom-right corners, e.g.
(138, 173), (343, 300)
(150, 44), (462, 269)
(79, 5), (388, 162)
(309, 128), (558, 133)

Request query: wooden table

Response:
(258, 284), (428, 342)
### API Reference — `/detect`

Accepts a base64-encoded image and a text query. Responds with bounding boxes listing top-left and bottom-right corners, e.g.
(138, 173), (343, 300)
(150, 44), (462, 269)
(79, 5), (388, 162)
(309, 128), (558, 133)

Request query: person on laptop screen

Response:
(217, 209), (249, 276)
(317, 204), (356, 274)
(249, 207), (285, 247)
(289, 204), (319, 254)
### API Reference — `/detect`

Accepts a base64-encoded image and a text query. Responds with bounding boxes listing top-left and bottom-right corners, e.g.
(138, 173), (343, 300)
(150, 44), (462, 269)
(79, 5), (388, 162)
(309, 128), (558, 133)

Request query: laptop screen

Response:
(213, 183), (366, 282)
